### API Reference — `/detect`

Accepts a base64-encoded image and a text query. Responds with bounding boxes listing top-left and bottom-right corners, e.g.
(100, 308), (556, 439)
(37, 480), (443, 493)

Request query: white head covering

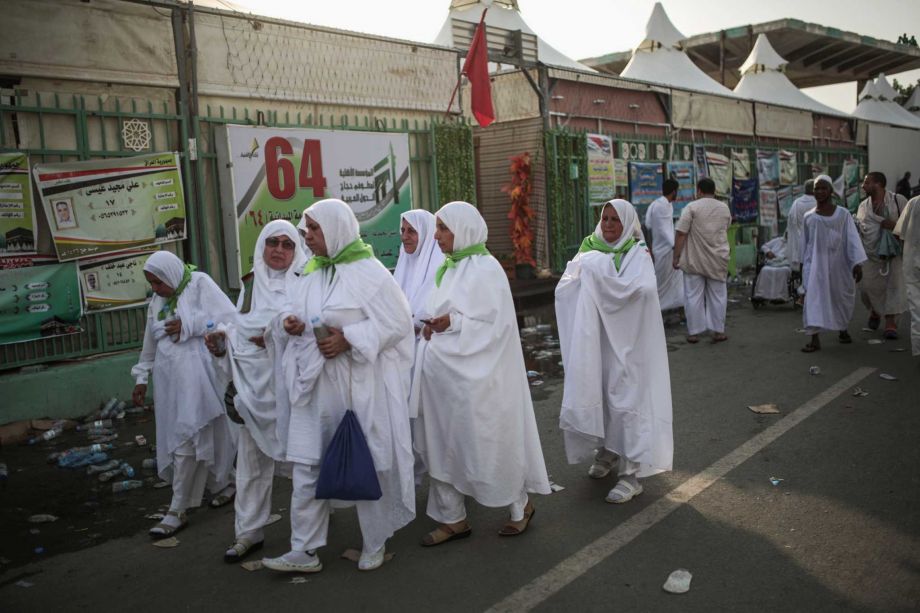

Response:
(814, 174), (833, 187)
(249, 219), (308, 317)
(295, 210), (314, 257)
(393, 210), (444, 319)
(595, 199), (642, 248)
(304, 199), (360, 258)
(143, 250), (185, 289)
(435, 201), (488, 252)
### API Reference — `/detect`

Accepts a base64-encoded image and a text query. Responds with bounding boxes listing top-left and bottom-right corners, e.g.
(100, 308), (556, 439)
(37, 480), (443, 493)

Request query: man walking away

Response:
(646, 178), (684, 311)
(673, 178), (732, 344)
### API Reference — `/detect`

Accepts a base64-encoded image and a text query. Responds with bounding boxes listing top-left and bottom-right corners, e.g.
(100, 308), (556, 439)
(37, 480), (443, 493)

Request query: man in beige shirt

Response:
(673, 178), (732, 343)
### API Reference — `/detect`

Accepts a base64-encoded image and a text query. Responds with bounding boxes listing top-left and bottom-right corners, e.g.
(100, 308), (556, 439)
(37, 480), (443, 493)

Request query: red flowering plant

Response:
(503, 152), (536, 267)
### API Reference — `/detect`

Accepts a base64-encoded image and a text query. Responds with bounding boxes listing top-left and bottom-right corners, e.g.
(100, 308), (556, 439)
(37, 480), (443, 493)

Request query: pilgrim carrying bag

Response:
(315, 362), (382, 501)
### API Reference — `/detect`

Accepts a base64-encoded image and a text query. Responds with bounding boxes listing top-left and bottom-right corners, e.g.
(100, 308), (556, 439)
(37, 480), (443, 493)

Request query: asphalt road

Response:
(1, 292), (918, 612)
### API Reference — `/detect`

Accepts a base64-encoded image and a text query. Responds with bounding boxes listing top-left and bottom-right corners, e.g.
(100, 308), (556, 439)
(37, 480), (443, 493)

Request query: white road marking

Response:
(486, 366), (875, 613)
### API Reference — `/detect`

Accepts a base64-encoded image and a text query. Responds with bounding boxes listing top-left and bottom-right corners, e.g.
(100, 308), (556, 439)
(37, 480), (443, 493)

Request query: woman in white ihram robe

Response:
(262, 198), (415, 574)
(131, 250), (238, 538)
(393, 209), (445, 334)
(555, 199), (673, 504)
(411, 201), (550, 546)
(208, 220), (307, 562)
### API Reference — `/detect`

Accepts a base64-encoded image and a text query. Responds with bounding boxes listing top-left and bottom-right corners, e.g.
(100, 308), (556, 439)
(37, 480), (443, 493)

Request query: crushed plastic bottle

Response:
(77, 419), (113, 432)
(86, 459), (120, 475)
(111, 480), (143, 493)
(206, 321), (226, 354)
(98, 398), (119, 419)
(27, 427), (63, 445)
(141, 458), (157, 470)
(58, 451), (109, 469)
(0, 461), (7, 485)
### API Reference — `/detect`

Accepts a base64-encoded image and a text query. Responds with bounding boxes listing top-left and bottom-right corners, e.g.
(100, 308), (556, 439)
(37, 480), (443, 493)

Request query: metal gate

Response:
(544, 128), (589, 272)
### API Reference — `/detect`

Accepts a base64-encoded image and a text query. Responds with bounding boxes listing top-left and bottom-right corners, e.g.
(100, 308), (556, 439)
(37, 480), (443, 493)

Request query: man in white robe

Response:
(673, 178), (732, 343)
(206, 220), (307, 562)
(753, 234), (791, 302)
(645, 179), (684, 310)
(556, 199), (673, 504)
(131, 251), (238, 538)
(894, 196), (920, 356)
(262, 199), (416, 573)
(800, 175), (868, 352)
(786, 179), (816, 271)
(411, 201), (550, 545)
(856, 171), (908, 339)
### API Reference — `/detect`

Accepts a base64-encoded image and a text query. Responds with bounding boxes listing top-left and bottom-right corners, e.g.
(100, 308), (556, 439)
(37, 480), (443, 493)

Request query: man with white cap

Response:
(800, 175), (867, 352)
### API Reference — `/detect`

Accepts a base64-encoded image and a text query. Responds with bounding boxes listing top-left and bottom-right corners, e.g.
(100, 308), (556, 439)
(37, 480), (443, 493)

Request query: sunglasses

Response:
(265, 237), (296, 251)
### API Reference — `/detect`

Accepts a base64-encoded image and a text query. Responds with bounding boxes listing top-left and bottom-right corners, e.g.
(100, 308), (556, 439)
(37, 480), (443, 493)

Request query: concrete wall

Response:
(1, 351), (146, 424)
(868, 124), (920, 189)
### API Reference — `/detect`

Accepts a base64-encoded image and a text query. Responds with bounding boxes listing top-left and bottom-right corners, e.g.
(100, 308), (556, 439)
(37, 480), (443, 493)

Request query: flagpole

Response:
(444, 8), (489, 120)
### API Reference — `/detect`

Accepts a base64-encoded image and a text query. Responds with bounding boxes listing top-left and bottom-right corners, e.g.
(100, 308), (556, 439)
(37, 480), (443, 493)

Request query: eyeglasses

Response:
(265, 237), (296, 251)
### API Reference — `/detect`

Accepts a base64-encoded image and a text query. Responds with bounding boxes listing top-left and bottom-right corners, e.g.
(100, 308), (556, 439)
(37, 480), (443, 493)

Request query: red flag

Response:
(461, 9), (495, 127)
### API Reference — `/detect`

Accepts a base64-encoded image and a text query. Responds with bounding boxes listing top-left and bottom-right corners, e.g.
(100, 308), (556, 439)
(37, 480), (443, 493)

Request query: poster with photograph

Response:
(0, 153), (38, 256)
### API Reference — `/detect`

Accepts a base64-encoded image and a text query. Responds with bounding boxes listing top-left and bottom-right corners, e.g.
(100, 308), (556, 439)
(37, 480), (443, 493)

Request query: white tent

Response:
(620, 2), (735, 96)
(874, 73), (920, 128)
(905, 87), (920, 115)
(852, 79), (920, 129)
(733, 34), (846, 116)
(434, 0), (592, 71)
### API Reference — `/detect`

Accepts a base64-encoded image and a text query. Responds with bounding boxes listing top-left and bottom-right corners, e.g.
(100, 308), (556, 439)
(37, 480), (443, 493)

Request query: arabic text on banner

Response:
(0, 261), (82, 345)
(80, 251), (154, 312)
(221, 126), (412, 275)
(756, 150), (780, 189)
(0, 153), (38, 256)
(628, 162), (663, 222)
(731, 177), (759, 223)
(33, 152), (186, 261)
(704, 152), (732, 197)
(730, 149), (751, 180)
(759, 188), (779, 235)
(779, 150), (797, 186)
(587, 134), (616, 205)
(666, 161), (695, 218)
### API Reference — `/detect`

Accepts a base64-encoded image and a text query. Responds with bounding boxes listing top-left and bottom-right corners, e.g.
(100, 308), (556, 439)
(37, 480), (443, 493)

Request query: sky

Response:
(207, 0), (920, 113)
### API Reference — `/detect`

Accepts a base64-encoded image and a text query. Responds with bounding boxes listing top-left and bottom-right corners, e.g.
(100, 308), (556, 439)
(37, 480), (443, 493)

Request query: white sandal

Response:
(149, 510), (187, 539)
(605, 479), (643, 504)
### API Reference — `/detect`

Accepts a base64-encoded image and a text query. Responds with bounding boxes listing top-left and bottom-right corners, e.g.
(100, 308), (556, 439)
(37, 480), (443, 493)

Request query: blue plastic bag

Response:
(315, 410), (382, 501)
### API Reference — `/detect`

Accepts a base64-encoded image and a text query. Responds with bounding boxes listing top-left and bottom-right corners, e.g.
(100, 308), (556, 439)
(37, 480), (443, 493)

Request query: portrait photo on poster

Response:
(52, 197), (78, 230)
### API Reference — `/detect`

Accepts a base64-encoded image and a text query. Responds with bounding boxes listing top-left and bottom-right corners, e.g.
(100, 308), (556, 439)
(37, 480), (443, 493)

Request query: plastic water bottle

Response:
(0, 462), (8, 485)
(98, 398), (119, 418)
(112, 480), (143, 493)
(86, 459), (120, 475)
(121, 463), (135, 478)
(27, 427), (63, 445)
(311, 316), (330, 340)
(206, 321), (226, 353)
(59, 451), (109, 469)
(77, 419), (113, 432)
(142, 458), (157, 470)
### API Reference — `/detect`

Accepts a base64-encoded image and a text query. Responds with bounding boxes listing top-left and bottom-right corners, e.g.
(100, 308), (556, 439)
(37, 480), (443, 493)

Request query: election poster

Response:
(705, 152), (732, 197)
(666, 161), (695, 217)
(79, 251), (154, 312)
(586, 134), (616, 205)
(628, 162), (663, 222)
(757, 150), (780, 189)
(731, 177), (759, 223)
(33, 153), (187, 261)
(731, 149), (751, 180)
(759, 188), (779, 235)
(217, 125), (412, 280)
(0, 153), (38, 256)
(0, 261), (82, 345)
(779, 150), (798, 186)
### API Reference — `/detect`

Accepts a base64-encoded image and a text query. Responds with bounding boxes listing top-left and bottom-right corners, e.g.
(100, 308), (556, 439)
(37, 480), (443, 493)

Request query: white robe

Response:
(410, 203), (551, 507)
(274, 256), (416, 542)
(555, 241), (673, 478)
(393, 210), (445, 330)
(754, 236), (791, 300)
(787, 195), (816, 266)
(856, 192), (907, 316)
(132, 271), (238, 487)
(894, 197), (920, 355)
(646, 196), (684, 310)
(218, 220), (308, 461)
(801, 207), (868, 332)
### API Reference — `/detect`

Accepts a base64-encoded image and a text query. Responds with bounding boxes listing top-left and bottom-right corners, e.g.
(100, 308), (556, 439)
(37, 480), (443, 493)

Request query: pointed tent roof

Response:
(733, 35), (846, 116)
(873, 74), (920, 128)
(435, 0), (592, 71)
(852, 78), (920, 128)
(905, 87), (920, 113)
(620, 3), (735, 97)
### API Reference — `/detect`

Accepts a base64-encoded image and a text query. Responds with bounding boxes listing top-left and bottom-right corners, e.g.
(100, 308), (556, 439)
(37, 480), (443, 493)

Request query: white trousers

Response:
(427, 478), (528, 524)
(170, 440), (212, 512)
(907, 279), (920, 356)
(234, 426), (275, 543)
(289, 464), (389, 555)
(684, 273), (727, 335)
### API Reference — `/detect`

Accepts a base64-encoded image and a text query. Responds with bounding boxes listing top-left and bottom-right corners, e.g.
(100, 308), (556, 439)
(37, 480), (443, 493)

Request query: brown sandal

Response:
(498, 502), (535, 537)
(420, 522), (472, 547)
(686, 335), (700, 344)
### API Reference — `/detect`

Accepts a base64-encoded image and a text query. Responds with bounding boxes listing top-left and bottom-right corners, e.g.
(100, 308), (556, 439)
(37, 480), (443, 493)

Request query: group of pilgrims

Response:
(130, 197), (675, 573)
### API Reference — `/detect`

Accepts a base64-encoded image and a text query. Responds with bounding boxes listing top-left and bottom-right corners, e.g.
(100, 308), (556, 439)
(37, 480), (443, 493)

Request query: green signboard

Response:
(0, 261), (82, 345)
